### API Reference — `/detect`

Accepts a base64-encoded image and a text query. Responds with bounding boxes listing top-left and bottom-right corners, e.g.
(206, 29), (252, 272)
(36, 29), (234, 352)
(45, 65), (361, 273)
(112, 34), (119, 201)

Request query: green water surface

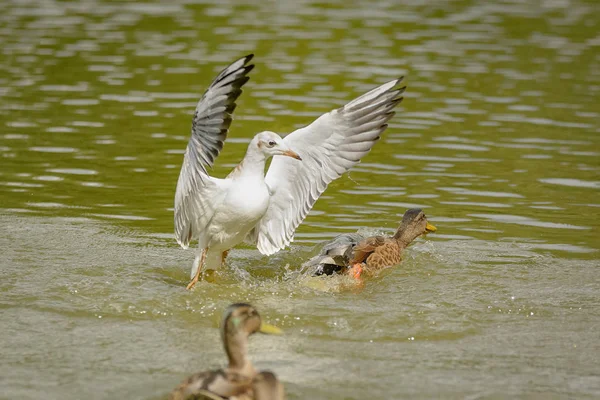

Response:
(1, 1), (599, 399)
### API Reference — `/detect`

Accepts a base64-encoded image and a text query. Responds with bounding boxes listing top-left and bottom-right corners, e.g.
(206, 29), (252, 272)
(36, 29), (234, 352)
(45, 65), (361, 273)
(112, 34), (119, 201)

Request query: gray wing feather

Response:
(174, 55), (254, 248)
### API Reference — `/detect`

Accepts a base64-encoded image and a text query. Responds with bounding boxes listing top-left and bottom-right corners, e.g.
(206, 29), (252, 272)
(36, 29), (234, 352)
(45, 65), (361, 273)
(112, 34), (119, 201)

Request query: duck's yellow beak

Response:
(259, 322), (283, 335)
(425, 222), (437, 233)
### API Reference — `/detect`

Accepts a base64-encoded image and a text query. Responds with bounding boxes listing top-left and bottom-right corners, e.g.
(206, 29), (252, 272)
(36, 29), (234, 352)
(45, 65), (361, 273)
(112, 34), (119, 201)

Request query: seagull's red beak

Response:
(283, 150), (302, 161)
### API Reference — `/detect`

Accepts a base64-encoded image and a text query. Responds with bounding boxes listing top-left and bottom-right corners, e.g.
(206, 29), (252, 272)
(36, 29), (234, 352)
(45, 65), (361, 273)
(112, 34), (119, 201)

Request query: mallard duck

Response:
(169, 304), (283, 400)
(306, 208), (436, 279)
(349, 208), (436, 277)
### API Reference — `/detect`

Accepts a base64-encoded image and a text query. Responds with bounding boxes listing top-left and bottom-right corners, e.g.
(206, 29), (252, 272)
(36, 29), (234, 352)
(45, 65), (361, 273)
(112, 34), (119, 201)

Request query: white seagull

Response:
(174, 54), (405, 289)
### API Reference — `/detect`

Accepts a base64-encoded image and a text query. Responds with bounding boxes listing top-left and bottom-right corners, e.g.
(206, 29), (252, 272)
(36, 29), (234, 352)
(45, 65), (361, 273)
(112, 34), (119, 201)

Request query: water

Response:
(1, 0), (599, 399)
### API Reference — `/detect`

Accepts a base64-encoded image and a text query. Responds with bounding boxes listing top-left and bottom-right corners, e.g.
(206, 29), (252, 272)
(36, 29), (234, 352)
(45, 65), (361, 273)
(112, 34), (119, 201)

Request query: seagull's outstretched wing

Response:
(250, 78), (405, 255)
(174, 55), (254, 248)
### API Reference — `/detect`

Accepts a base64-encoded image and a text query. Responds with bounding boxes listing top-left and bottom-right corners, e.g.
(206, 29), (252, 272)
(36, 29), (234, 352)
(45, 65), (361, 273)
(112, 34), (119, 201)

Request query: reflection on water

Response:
(1, 0), (599, 399)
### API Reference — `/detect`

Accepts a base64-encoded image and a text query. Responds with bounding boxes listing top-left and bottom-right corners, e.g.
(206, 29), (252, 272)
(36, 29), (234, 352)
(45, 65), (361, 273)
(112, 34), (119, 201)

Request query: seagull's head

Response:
(255, 131), (302, 161)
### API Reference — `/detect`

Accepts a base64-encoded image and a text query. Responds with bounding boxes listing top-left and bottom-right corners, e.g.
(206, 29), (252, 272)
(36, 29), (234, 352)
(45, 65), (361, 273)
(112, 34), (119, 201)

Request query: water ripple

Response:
(48, 168), (98, 175)
(29, 147), (78, 153)
(540, 178), (600, 189)
(438, 187), (524, 198)
(471, 214), (590, 230)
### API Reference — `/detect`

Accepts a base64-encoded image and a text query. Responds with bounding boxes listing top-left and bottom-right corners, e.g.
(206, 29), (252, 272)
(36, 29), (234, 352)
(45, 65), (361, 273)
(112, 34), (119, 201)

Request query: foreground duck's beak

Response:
(425, 222), (437, 233)
(283, 149), (302, 161)
(259, 322), (283, 335)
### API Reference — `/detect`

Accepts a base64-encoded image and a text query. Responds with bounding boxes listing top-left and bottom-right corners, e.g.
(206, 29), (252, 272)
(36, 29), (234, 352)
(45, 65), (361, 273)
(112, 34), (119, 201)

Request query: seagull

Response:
(174, 54), (405, 289)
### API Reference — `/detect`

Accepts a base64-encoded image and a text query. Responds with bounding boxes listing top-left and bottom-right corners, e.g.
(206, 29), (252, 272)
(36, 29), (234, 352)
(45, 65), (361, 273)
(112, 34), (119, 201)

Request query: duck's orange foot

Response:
(348, 263), (363, 280)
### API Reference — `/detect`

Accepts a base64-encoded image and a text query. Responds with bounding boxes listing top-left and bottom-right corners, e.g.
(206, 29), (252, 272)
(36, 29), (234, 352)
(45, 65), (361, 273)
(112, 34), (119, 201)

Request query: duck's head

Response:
(220, 303), (282, 371)
(221, 303), (282, 341)
(393, 208), (436, 245)
(254, 131), (302, 160)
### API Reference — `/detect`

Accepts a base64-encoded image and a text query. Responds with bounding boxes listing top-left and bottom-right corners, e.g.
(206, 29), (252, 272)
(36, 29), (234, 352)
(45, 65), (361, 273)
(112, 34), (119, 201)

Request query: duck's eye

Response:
(267, 140), (276, 148)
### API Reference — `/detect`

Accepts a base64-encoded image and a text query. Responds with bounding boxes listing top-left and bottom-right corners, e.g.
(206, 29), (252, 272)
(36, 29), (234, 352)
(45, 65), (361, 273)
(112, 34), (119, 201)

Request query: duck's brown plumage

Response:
(245, 371), (285, 400)
(350, 209), (436, 273)
(169, 304), (284, 400)
(352, 236), (402, 267)
(169, 371), (282, 400)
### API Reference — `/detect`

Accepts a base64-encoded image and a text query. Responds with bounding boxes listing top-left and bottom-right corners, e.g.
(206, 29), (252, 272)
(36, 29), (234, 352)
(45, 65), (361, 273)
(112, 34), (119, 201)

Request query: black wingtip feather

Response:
(237, 75), (251, 88)
(212, 57), (254, 88)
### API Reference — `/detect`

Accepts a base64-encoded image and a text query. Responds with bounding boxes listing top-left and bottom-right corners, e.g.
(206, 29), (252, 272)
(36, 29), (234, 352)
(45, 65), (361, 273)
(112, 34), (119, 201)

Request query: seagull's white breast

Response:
(207, 177), (270, 249)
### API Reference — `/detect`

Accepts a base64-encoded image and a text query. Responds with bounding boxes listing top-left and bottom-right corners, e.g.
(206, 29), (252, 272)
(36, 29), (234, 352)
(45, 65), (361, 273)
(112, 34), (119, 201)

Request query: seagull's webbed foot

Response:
(186, 275), (199, 290)
(187, 269), (219, 288)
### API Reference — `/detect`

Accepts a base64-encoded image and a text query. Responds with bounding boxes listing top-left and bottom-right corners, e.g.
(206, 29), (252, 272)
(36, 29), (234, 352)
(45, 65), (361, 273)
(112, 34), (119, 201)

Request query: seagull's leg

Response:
(221, 249), (230, 267)
(186, 248), (207, 290)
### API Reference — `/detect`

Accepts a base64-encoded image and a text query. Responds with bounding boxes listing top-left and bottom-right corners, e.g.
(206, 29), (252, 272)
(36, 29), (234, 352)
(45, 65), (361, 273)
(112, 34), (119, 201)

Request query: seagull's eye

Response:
(267, 140), (276, 148)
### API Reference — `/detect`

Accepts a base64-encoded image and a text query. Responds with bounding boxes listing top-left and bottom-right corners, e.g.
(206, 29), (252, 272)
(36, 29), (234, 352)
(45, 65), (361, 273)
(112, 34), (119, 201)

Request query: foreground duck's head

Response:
(254, 131), (302, 160)
(221, 303), (282, 340)
(221, 303), (282, 371)
(392, 208), (436, 245)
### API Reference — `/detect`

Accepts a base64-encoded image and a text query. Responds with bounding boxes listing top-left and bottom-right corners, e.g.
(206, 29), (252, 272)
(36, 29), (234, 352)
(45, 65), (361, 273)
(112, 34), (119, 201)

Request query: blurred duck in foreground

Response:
(169, 304), (284, 400)
(307, 208), (436, 279)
